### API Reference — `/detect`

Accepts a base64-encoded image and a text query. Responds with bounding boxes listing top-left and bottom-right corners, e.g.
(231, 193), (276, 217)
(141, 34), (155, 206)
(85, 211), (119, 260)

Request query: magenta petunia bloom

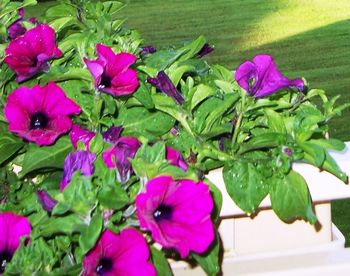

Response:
(136, 176), (214, 258)
(4, 24), (62, 82)
(60, 150), (96, 191)
(235, 54), (304, 98)
(102, 137), (141, 183)
(70, 124), (95, 150)
(4, 82), (81, 146)
(84, 44), (139, 96)
(82, 228), (156, 276)
(36, 190), (57, 212)
(0, 212), (31, 273)
(166, 146), (188, 171)
(147, 71), (185, 105)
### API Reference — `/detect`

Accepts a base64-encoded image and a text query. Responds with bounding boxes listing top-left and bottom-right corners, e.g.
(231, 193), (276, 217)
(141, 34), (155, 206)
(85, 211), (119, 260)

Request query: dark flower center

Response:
(30, 112), (49, 129)
(32, 56), (38, 67)
(100, 74), (112, 88)
(96, 258), (113, 275)
(0, 251), (12, 273)
(153, 204), (173, 221)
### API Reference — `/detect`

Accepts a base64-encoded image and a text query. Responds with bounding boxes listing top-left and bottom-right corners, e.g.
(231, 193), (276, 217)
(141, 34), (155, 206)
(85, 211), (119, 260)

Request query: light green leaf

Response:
(0, 123), (25, 165)
(270, 170), (317, 224)
(223, 160), (269, 213)
(150, 246), (172, 276)
(191, 84), (215, 110)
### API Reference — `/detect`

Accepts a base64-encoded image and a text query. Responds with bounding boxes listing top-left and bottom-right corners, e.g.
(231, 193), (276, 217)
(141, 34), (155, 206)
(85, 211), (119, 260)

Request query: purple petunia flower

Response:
(0, 212), (31, 273)
(4, 82), (81, 146)
(197, 43), (214, 58)
(36, 190), (57, 212)
(235, 54), (304, 98)
(4, 24), (62, 82)
(139, 45), (157, 56)
(102, 125), (123, 144)
(166, 146), (188, 171)
(60, 150), (96, 191)
(7, 8), (38, 41)
(102, 137), (141, 183)
(82, 228), (156, 276)
(136, 176), (214, 258)
(84, 44), (139, 97)
(147, 71), (185, 104)
(70, 124), (96, 150)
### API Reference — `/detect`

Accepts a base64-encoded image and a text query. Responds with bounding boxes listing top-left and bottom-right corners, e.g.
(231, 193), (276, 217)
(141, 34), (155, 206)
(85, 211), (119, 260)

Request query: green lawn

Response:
(29, 0), (350, 245)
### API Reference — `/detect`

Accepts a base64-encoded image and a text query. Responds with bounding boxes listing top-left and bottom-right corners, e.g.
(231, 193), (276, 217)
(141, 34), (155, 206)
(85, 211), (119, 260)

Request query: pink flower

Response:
(4, 82), (81, 146)
(136, 176), (214, 258)
(84, 44), (139, 96)
(102, 137), (141, 183)
(70, 124), (95, 150)
(0, 212), (31, 273)
(4, 24), (62, 82)
(166, 146), (188, 171)
(82, 228), (156, 276)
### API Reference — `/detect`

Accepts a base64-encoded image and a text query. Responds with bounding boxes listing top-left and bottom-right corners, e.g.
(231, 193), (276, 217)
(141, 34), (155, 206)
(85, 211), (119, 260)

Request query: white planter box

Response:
(171, 142), (350, 275)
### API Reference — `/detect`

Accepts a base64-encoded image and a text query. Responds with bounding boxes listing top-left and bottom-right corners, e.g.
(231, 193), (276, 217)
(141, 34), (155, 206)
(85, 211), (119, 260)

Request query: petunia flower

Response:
(197, 43), (214, 58)
(36, 190), (57, 212)
(102, 125), (123, 144)
(70, 124), (95, 150)
(4, 82), (81, 146)
(235, 54), (304, 98)
(84, 44), (139, 97)
(7, 8), (38, 41)
(82, 228), (156, 276)
(60, 150), (96, 191)
(102, 137), (141, 183)
(147, 71), (185, 104)
(0, 212), (31, 273)
(4, 24), (62, 82)
(166, 146), (188, 171)
(136, 176), (214, 258)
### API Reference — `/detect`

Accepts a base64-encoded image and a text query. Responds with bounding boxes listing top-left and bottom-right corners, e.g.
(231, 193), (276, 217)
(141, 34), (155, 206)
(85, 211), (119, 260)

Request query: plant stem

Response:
(231, 92), (246, 149)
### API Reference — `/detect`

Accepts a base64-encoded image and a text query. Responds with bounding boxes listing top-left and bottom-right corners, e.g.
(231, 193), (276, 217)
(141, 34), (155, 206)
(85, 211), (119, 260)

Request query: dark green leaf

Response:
(0, 123), (24, 165)
(20, 137), (73, 177)
(97, 182), (130, 209)
(150, 246), (172, 276)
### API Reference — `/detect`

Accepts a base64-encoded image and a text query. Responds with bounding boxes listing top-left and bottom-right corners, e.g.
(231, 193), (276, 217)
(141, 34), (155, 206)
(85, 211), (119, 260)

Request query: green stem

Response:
(231, 92), (247, 149)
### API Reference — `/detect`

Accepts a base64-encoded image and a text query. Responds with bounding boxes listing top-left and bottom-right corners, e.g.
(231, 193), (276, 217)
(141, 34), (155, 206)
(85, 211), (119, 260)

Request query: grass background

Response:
(28, 0), (350, 245)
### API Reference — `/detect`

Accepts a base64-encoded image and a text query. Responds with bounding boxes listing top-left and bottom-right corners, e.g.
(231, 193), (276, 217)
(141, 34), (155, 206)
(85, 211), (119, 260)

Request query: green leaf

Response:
(133, 82), (154, 109)
(223, 160), (270, 213)
(191, 84), (216, 110)
(97, 182), (130, 209)
(309, 138), (345, 151)
(144, 49), (186, 70)
(19, 137), (73, 177)
(79, 210), (103, 255)
(115, 107), (175, 139)
(300, 141), (325, 167)
(33, 214), (84, 237)
(0, 123), (24, 165)
(150, 246), (172, 276)
(192, 233), (221, 276)
(270, 170), (317, 224)
(265, 109), (286, 133)
(238, 133), (286, 154)
(177, 36), (206, 62)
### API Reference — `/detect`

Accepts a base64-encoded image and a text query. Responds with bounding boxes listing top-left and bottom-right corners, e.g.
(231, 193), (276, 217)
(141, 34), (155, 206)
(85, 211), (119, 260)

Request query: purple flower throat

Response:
(153, 204), (173, 221)
(96, 257), (113, 275)
(30, 112), (48, 129)
(0, 251), (12, 273)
